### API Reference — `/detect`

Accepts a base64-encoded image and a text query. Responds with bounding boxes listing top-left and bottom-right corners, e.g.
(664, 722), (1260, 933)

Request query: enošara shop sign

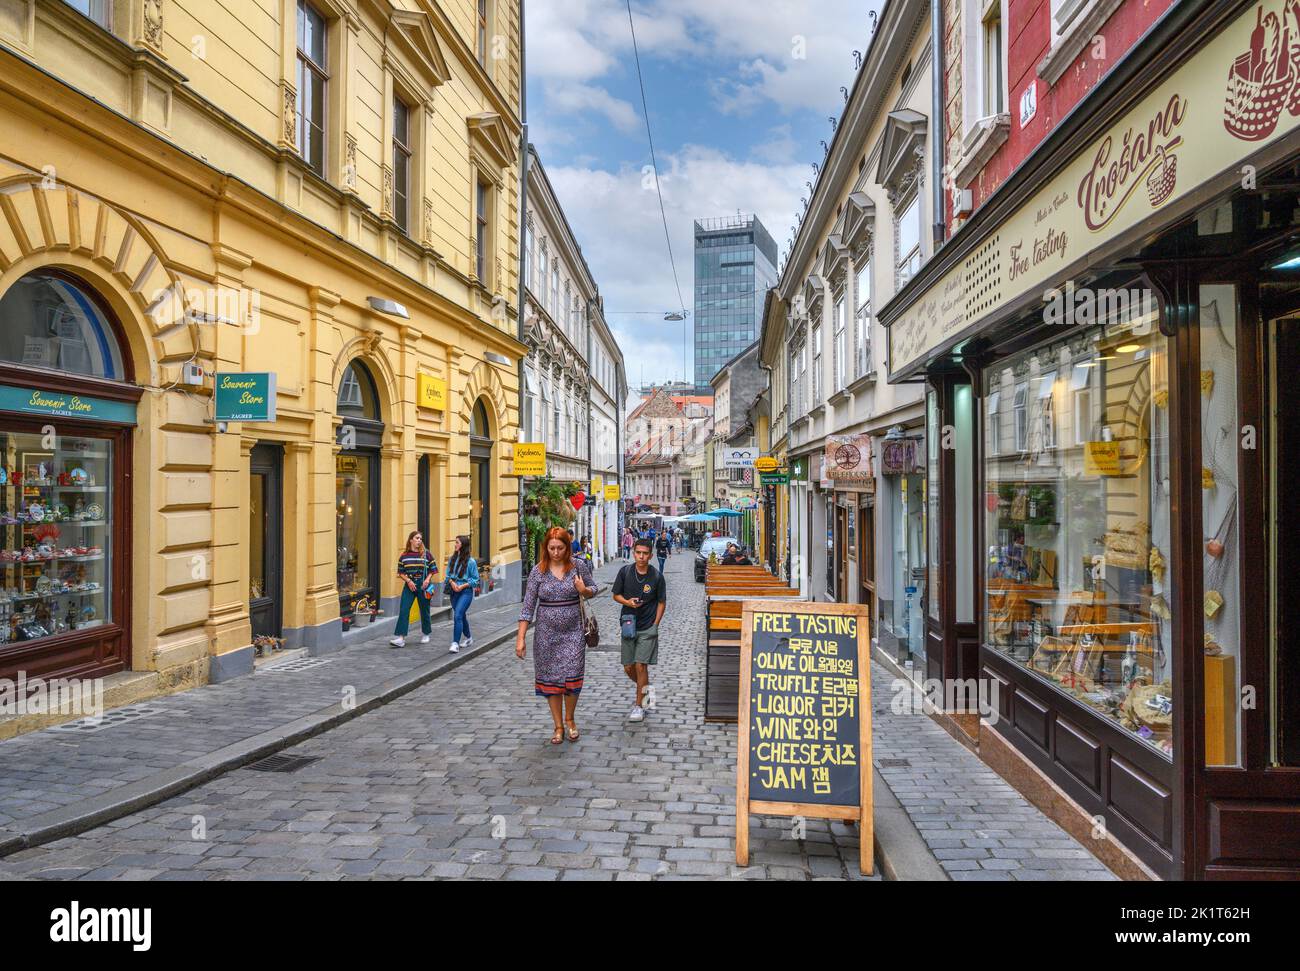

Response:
(215, 372), (277, 422)
(0, 384), (136, 425)
(735, 599), (872, 874)
(887, 1), (1300, 378)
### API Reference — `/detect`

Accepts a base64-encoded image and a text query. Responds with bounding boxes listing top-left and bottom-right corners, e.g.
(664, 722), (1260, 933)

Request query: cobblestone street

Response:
(0, 553), (870, 881)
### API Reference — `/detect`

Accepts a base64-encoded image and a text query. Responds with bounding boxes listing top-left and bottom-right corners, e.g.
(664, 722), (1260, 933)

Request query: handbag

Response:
(577, 590), (599, 648)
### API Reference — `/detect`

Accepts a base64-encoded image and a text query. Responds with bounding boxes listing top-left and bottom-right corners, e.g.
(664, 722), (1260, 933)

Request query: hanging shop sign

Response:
(880, 438), (919, 476)
(0, 383), (137, 425)
(417, 373), (448, 411)
(735, 600), (872, 875)
(824, 434), (874, 486)
(788, 456), (810, 483)
(591, 476), (603, 496)
(214, 373), (277, 422)
(604, 483), (621, 501)
(887, 2), (1299, 379)
(754, 456), (780, 473)
(724, 446), (758, 469)
(512, 443), (547, 476)
(1084, 441), (1122, 476)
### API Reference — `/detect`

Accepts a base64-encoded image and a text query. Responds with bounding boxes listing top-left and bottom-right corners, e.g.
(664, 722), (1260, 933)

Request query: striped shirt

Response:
(397, 550), (435, 584)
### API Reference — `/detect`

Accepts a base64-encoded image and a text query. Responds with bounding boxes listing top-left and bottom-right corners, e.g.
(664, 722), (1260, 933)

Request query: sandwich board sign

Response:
(735, 599), (872, 874)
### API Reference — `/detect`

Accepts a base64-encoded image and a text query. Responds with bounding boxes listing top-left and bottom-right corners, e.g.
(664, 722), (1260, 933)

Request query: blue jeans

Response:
(393, 584), (431, 636)
(452, 587), (473, 643)
(657, 555), (666, 573)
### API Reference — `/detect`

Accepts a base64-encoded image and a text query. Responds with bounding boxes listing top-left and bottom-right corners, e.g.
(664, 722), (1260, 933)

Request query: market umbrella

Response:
(683, 513), (720, 522)
(711, 509), (744, 517)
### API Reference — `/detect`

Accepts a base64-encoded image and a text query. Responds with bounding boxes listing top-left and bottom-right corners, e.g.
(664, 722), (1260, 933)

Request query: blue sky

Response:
(524, 0), (882, 388)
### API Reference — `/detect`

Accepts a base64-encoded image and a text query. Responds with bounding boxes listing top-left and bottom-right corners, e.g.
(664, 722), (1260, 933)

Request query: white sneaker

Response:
(462, 635), (473, 648)
(645, 685), (657, 711)
(449, 641), (460, 654)
(628, 705), (645, 723)
(420, 635), (430, 644)
(388, 636), (406, 648)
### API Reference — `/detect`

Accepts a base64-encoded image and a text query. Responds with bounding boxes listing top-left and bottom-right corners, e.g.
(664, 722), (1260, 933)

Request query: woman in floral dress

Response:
(517, 526), (600, 744)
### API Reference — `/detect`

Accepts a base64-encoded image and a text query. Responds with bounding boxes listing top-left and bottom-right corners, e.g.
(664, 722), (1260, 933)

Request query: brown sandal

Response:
(550, 726), (565, 745)
(565, 720), (580, 742)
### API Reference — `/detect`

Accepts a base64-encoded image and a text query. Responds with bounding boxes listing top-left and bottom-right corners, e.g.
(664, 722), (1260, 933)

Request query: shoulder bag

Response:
(576, 582), (599, 648)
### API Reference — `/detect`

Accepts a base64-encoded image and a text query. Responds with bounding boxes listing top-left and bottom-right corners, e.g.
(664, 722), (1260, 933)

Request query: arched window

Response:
(0, 271), (126, 380)
(337, 361), (380, 421)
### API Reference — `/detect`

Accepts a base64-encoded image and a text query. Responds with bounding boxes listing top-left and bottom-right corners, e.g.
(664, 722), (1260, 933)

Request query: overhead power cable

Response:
(625, 0), (689, 382)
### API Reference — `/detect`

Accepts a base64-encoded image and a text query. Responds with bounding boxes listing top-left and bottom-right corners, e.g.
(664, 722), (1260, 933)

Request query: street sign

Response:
(759, 472), (789, 485)
(724, 446), (758, 469)
(736, 600), (872, 875)
(512, 443), (547, 476)
(215, 372), (276, 422)
(417, 372), (447, 411)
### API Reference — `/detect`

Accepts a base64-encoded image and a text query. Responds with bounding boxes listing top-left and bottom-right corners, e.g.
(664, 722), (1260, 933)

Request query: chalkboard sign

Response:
(735, 599), (872, 874)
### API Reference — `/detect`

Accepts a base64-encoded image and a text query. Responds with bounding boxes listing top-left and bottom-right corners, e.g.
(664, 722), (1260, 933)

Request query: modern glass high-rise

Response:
(693, 214), (778, 393)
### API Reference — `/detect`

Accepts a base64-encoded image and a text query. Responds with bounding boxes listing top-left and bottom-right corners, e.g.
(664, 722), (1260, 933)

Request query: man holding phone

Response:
(611, 537), (666, 722)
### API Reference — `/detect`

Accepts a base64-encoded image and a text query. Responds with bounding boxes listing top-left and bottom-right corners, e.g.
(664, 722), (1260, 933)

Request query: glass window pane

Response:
(0, 429), (114, 645)
(1200, 284), (1239, 767)
(0, 273), (125, 379)
(335, 453), (372, 610)
(250, 472), (266, 601)
(984, 319), (1173, 758)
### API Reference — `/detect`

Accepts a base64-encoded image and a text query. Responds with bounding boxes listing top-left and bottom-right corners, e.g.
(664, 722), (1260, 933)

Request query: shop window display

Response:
(0, 430), (112, 645)
(984, 317), (1174, 757)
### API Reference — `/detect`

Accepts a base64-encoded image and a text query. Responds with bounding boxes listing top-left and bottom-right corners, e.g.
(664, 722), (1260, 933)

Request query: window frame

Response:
(296, 0), (330, 178)
(475, 178), (492, 284)
(392, 94), (412, 234)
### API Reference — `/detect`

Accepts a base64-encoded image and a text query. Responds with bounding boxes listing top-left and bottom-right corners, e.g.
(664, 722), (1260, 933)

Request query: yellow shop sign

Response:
(513, 443), (547, 476)
(417, 373), (447, 411)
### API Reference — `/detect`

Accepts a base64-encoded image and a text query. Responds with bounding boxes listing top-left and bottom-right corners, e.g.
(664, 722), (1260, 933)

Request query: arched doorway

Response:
(336, 360), (384, 617)
(468, 398), (493, 568)
(0, 270), (141, 682)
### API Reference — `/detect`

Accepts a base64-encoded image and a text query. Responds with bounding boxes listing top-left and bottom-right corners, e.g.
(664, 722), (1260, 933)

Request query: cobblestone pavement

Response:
(869, 674), (1116, 882)
(0, 552), (872, 881)
(0, 597), (523, 829)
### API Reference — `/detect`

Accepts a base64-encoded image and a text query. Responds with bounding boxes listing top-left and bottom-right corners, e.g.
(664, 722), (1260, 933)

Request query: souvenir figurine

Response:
(0, 468), (7, 486)
(57, 472), (71, 487)
(69, 467), (89, 486)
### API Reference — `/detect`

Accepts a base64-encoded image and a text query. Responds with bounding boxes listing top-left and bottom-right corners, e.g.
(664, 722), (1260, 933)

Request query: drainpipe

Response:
(931, 0), (946, 249)
(516, 0), (529, 588)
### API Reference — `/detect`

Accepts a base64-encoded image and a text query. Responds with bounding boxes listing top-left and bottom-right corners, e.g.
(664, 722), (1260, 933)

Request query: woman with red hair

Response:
(517, 525), (600, 744)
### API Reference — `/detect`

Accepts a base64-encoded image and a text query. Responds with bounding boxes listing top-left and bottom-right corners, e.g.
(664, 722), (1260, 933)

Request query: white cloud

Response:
(546, 146), (804, 386)
(543, 82), (641, 133)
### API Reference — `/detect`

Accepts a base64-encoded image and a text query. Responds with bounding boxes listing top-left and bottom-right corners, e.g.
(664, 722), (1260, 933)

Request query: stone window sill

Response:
(1038, 0), (1123, 85)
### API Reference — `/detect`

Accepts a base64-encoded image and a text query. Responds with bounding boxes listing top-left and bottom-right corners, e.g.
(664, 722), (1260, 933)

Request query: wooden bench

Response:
(703, 565), (801, 722)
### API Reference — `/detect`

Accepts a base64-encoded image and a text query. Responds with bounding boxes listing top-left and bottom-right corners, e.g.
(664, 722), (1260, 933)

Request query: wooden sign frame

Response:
(735, 599), (873, 875)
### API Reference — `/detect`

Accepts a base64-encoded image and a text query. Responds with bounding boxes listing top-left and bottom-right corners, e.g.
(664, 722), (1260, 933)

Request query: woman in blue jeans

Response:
(388, 531), (438, 648)
(445, 534), (479, 654)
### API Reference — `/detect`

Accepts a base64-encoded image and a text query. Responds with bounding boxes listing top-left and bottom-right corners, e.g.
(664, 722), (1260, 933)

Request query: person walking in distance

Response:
(516, 526), (600, 744)
(654, 529), (671, 574)
(621, 526), (634, 560)
(612, 537), (666, 722)
(445, 534), (479, 654)
(389, 530), (439, 648)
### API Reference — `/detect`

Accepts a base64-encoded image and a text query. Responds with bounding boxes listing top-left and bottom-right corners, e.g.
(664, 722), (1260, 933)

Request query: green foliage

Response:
(521, 476), (576, 564)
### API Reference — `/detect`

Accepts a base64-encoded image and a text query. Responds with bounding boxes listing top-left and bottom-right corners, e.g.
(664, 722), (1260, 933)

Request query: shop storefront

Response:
(875, 430), (927, 673)
(336, 361), (383, 618)
(0, 271), (139, 684)
(882, 0), (1300, 878)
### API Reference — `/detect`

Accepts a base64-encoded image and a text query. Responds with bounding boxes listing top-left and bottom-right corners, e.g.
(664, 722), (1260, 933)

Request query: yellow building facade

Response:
(0, 0), (525, 713)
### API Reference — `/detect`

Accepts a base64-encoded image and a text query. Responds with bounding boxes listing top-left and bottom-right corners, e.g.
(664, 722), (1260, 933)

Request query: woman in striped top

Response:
(389, 530), (438, 648)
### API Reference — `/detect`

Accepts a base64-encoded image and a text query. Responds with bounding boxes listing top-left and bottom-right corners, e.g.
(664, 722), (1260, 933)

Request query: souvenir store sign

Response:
(0, 384), (136, 425)
(215, 372), (277, 422)
(735, 599), (873, 874)
(887, 1), (1300, 378)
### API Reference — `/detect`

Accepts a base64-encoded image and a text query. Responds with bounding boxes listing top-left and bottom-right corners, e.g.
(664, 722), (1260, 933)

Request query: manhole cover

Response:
(876, 758), (911, 768)
(257, 657), (333, 674)
(246, 754), (321, 773)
